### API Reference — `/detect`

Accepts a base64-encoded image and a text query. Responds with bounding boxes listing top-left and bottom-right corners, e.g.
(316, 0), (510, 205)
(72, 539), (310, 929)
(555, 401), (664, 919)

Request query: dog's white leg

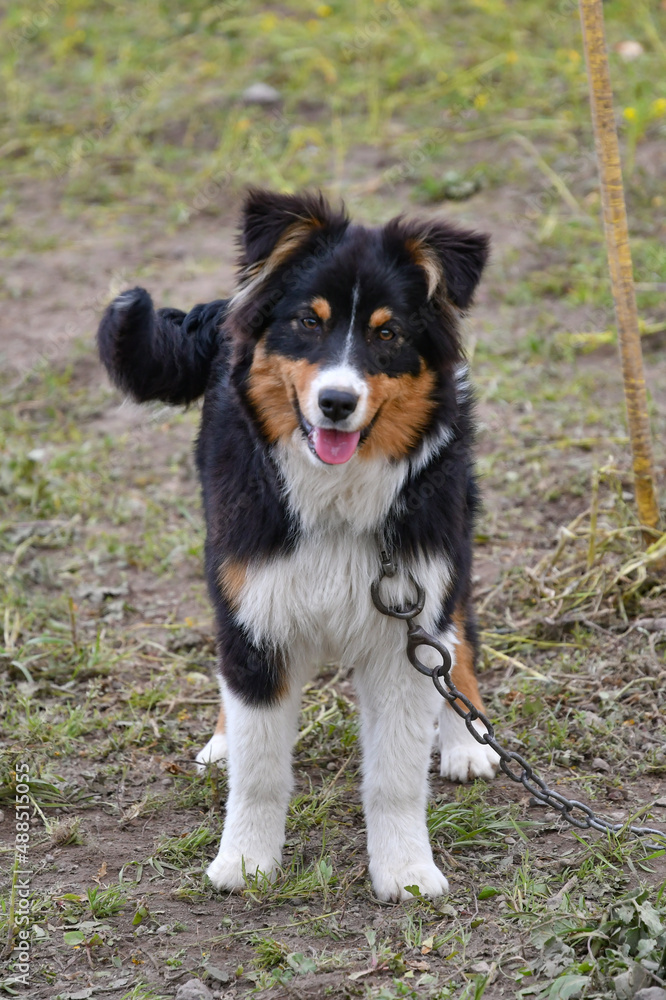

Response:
(206, 677), (301, 891)
(195, 675), (228, 773)
(355, 641), (449, 903)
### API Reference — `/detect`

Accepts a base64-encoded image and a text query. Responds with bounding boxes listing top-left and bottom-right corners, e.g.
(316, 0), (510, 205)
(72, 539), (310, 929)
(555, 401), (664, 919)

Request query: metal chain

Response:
(371, 546), (665, 846)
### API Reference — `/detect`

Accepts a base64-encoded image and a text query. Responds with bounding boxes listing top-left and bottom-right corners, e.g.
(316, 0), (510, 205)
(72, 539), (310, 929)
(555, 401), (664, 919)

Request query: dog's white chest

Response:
(234, 530), (378, 655)
(233, 434), (452, 662)
(234, 530), (453, 665)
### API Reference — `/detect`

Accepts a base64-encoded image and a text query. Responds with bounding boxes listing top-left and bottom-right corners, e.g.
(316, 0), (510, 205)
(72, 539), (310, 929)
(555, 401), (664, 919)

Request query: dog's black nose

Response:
(318, 389), (358, 423)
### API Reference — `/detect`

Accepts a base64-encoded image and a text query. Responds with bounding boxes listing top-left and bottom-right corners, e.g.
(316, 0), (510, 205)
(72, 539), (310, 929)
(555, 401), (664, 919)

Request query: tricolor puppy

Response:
(97, 189), (499, 902)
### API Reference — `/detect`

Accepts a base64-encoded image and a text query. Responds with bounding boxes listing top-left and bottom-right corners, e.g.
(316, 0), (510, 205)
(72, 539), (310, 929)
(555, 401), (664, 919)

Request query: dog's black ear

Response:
(238, 189), (348, 272)
(385, 217), (490, 309)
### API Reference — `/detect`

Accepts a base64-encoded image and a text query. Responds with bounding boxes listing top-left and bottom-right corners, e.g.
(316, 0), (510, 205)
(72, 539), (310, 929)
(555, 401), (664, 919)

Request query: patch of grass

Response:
(239, 852), (339, 906)
(511, 884), (666, 998)
(250, 933), (290, 970)
(150, 821), (218, 870)
(428, 782), (527, 851)
(288, 770), (351, 832)
(86, 883), (129, 919)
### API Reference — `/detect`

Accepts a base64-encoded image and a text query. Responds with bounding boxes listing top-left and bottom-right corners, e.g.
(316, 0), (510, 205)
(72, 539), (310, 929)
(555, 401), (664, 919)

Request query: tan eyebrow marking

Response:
(311, 296), (331, 322)
(369, 306), (393, 327)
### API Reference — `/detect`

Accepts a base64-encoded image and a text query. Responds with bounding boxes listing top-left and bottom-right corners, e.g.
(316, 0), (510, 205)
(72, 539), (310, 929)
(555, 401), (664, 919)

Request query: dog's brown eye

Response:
(301, 317), (319, 331)
(378, 327), (395, 341)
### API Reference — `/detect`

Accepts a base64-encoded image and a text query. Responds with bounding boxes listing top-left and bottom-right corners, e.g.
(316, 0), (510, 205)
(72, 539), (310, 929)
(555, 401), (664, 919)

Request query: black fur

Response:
(238, 188), (349, 272)
(97, 288), (228, 405)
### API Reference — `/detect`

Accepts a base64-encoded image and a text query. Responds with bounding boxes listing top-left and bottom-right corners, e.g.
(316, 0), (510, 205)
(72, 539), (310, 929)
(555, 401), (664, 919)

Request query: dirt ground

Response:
(2, 138), (666, 999)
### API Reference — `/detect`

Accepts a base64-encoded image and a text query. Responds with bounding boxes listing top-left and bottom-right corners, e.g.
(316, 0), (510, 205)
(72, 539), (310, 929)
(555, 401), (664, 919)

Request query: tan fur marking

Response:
(311, 296), (331, 322)
(213, 701), (226, 736)
(240, 219), (323, 290)
(247, 339), (319, 443)
(267, 220), (321, 272)
(451, 608), (486, 714)
(369, 306), (393, 328)
(405, 237), (443, 300)
(360, 363), (437, 461)
(218, 559), (247, 610)
(217, 554), (288, 700)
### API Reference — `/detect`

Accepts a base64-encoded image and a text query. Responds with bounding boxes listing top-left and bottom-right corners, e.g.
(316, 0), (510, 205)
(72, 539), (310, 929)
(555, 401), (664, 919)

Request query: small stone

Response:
(175, 981), (214, 1000)
(653, 798), (666, 808)
(204, 963), (230, 984)
(469, 960), (490, 974)
(615, 39), (644, 61)
(613, 970), (632, 999)
(0, 810), (4, 823)
(156, 924), (169, 935)
(326, 761), (337, 771)
(634, 988), (666, 1000)
(242, 82), (281, 105)
(592, 757), (610, 772)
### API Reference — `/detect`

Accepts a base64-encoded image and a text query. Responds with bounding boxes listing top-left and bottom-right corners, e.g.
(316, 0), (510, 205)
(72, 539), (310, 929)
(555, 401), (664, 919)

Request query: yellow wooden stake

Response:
(579, 0), (661, 540)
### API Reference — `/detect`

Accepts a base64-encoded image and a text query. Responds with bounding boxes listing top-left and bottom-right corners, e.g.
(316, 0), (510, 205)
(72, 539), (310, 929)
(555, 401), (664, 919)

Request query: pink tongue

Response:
(311, 427), (361, 464)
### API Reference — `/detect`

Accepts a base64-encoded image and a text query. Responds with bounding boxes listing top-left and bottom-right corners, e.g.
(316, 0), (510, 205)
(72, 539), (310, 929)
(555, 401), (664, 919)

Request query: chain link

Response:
(372, 546), (666, 846)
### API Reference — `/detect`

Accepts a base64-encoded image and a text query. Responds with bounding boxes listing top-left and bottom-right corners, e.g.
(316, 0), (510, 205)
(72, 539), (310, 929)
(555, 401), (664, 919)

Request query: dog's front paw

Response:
(370, 859), (449, 903)
(206, 848), (279, 892)
(111, 287), (150, 313)
(439, 738), (499, 783)
(438, 711), (500, 783)
(195, 733), (228, 774)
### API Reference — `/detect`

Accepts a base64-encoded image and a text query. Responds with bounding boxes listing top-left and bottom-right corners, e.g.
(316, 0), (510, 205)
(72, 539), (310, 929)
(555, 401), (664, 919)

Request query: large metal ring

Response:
(371, 572), (425, 620)
(407, 628), (452, 678)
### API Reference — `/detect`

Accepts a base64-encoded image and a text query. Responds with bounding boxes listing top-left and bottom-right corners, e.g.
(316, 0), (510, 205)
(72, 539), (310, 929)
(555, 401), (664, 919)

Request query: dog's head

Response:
(228, 189), (489, 465)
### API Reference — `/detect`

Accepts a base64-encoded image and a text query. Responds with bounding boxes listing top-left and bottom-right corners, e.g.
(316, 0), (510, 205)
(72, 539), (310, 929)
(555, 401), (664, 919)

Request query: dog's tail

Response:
(97, 287), (228, 405)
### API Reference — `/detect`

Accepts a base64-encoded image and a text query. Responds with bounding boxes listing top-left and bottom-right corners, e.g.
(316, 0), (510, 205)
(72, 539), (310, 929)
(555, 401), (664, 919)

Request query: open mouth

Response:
(309, 425), (361, 464)
(295, 402), (362, 465)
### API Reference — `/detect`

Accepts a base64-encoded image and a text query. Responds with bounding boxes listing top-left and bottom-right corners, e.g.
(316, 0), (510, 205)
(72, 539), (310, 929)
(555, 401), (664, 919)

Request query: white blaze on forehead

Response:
(304, 363), (369, 431)
(341, 277), (361, 365)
